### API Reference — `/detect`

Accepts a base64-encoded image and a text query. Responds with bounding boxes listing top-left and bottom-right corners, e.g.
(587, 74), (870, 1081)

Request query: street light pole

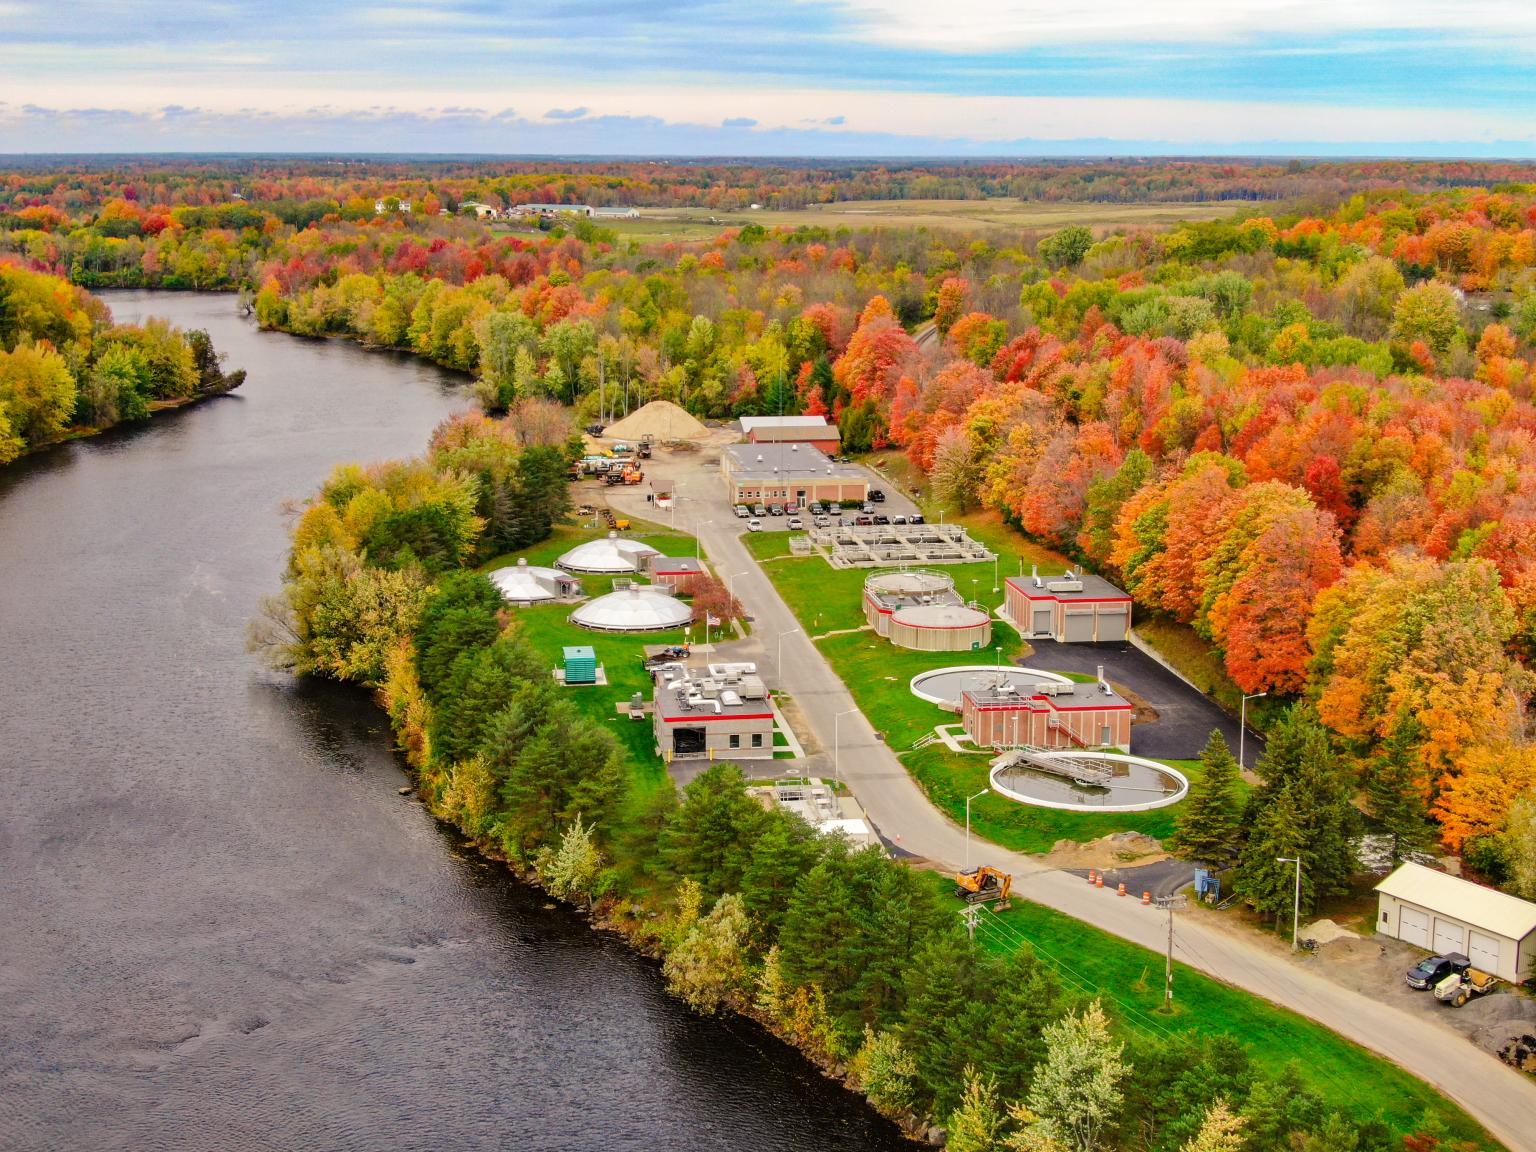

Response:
(834, 708), (857, 784)
(1240, 691), (1267, 769)
(1277, 856), (1302, 951)
(965, 788), (989, 870)
(776, 628), (800, 679)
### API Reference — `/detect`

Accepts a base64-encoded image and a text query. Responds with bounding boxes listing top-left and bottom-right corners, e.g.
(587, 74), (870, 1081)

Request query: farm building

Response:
(739, 415), (841, 455)
(488, 559), (582, 604)
(569, 586), (692, 633)
(961, 674), (1133, 752)
(652, 663), (775, 761)
(646, 555), (708, 595)
(1374, 862), (1536, 983)
(1004, 566), (1132, 643)
(720, 442), (867, 507)
(863, 569), (992, 650)
(557, 532), (661, 574)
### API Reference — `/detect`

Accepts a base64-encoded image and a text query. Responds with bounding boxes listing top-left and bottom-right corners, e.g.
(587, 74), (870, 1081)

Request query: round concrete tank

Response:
(888, 603), (992, 651)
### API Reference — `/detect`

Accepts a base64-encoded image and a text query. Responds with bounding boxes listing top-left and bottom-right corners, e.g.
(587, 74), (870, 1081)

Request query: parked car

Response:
(1406, 953), (1470, 990)
(839, 516), (854, 527)
(814, 515), (830, 528)
(809, 502), (826, 516)
(825, 501), (842, 514)
(869, 489), (886, 502)
(747, 518), (764, 532)
(767, 503), (785, 516)
(733, 504), (750, 518)
(787, 517), (804, 530)
(861, 502), (875, 514)
(873, 513), (890, 525)
(892, 514), (908, 525)
(753, 504), (768, 517)
(909, 513), (925, 524)
(855, 514), (874, 525)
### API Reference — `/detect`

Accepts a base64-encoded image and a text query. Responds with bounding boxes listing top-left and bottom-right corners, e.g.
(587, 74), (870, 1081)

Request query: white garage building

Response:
(1374, 861), (1536, 983)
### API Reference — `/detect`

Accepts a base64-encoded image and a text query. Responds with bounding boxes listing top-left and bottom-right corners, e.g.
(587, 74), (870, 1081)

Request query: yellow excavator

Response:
(955, 866), (1012, 906)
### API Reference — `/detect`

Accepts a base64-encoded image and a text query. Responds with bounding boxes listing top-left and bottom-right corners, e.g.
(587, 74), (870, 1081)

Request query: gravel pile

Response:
(603, 401), (708, 442)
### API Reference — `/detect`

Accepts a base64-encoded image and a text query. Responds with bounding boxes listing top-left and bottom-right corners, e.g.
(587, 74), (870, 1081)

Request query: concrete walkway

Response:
(608, 460), (1536, 1152)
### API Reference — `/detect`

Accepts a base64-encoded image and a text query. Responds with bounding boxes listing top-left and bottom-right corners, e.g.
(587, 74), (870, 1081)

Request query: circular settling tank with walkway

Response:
(989, 751), (1188, 812)
(909, 665), (1072, 710)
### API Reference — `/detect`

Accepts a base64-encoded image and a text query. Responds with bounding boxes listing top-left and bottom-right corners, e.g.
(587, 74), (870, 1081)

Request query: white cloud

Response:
(814, 0), (1536, 51)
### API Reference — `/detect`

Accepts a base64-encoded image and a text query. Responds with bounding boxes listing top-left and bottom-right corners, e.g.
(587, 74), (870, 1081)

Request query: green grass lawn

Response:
(945, 880), (1493, 1147)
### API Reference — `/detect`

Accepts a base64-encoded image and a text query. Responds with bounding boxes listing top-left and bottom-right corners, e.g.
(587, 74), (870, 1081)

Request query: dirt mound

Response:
(1461, 991), (1536, 1026)
(1047, 830), (1165, 870)
(604, 401), (708, 442)
(1302, 918), (1359, 945)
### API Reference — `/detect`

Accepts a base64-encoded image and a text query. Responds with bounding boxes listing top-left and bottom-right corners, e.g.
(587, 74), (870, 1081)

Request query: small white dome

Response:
(570, 586), (693, 632)
(489, 561), (575, 604)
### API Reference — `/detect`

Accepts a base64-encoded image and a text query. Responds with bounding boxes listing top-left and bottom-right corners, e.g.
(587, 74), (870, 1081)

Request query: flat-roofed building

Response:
(720, 442), (867, 507)
(652, 663), (775, 761)
(1005, 566), (1132, 643)
(740, 415), (841, 455)
(647, 555), (708, 595)
(961, 676), (1133, 752)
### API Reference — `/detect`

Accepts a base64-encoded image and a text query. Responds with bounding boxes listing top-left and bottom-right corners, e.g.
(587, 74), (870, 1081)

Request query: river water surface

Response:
(0, 292), (905, 1151)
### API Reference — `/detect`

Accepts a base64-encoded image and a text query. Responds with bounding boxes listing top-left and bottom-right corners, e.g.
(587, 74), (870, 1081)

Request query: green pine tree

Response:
(1366, 713), (1434, 864)
(1167, 730), (1244, 863)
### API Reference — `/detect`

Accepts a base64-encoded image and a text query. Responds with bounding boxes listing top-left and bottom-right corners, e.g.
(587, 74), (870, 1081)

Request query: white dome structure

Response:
(557, 531), (661, 574)
(489, 559), (581, 605)
(570, 586), (693, 632)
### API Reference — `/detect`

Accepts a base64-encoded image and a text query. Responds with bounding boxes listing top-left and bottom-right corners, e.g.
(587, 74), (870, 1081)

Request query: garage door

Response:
(1399, 906), (1431, 948)
(1062, 610), (1096, 643)
(1433, 917), (1465, 955)
(1096, 606), (1129, 642)
(1031, 607), (1054, 636)
(1468, 931), (1501, 974)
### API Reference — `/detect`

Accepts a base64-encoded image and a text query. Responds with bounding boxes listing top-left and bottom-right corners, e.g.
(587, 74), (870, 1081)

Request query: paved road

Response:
(1025, 638), (1257, 763)
(612, 454), (1536, 1152)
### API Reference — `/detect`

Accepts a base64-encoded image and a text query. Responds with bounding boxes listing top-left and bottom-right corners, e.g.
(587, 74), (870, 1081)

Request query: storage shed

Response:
(1005, 566), (1132, 643)
(1374, 861), (1536, 983)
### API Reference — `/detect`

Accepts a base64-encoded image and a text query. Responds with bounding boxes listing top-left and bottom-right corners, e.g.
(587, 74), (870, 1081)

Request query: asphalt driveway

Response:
(1021, 638), (1261, 763)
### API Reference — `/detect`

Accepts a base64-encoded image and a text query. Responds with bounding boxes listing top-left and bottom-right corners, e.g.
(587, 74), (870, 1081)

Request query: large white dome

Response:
(570, 586), (693, 632)
(556, 532), (661, 574)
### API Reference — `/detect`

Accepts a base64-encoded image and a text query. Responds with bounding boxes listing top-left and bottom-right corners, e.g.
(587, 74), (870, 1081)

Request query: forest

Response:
(0, 263), (244, 462)
(5, 157), (1535, 894)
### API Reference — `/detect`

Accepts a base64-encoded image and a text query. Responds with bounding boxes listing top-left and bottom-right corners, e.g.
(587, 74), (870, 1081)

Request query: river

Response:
(0, 291), (906, 1151)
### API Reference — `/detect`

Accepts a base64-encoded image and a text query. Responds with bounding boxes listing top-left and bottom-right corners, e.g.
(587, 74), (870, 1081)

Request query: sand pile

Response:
(604, 401), (708, 442)
(1047, 830), (1166, 870)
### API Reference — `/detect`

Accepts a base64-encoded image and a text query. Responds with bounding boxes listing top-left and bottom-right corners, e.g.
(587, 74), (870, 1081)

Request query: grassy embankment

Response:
(743, 527), (1232, 854)
(940, 879), (1493, 1147)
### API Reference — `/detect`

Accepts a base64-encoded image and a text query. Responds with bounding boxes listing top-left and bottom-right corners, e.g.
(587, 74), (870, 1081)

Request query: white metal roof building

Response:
(488, 559), (582, 605)
(1374, 861), (1536, 982)
(556, 532), (661, 574)
(569, 586), (693, 632)
(738, 415), (832, 435)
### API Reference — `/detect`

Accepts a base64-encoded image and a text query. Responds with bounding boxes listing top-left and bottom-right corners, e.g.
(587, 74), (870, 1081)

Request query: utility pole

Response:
(961, 903), (983, 944)
(1155, 895), (1187, 1012)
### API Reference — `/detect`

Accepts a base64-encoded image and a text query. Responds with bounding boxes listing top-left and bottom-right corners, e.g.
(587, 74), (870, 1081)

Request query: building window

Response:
(751, 733), (764, 748)
(729, 734), (740, 749)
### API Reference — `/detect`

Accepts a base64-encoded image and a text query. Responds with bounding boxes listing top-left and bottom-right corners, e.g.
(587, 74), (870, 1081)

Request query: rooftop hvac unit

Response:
(686, 693), (705, 708)
(756, 454), (764, 463)
(738, 676), (768, 699)
(720, 690), (742, 706)
(791, 444), (799, 451)
(1046, 579), (1083, 593)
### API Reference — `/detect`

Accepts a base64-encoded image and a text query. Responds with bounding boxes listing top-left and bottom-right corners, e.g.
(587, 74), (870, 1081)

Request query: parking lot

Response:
(725, 468), (922, 533)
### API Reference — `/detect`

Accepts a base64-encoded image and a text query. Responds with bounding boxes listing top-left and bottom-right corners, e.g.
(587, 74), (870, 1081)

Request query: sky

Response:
(2, 0), (1535, 155)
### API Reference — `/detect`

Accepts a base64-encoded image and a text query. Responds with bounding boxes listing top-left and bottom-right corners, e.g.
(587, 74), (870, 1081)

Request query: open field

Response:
(494, 198), (1256, 243)
(617, 199), (1254, 240)
(946, 880), (1495, 1148)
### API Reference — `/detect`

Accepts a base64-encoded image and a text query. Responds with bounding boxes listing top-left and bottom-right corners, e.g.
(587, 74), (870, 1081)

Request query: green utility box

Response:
(562, 645), (598, 685)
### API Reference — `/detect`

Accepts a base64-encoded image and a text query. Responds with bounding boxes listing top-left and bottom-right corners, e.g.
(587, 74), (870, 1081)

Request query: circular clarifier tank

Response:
(909, 664), (1072, 710)
(989, 751), (1188, 812)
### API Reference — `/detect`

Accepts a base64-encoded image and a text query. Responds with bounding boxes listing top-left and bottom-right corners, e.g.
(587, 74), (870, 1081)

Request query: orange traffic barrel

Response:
(1141, 891), (1151, 905)
(1117, 882), (1127, 897)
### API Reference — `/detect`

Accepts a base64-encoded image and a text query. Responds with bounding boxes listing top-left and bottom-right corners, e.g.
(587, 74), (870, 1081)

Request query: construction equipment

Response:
(637, 435), (654, 459)
(955, 866), (1012, 906)
(1434, 967), (1501, 1007)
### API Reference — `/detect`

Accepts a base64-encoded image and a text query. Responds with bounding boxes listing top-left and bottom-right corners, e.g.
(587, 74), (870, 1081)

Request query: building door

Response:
(1433, 917), (1465, 955)
(1096, 606), (1129, 642)
(1063, 609), (1095, 643)
(1467, 931), (1501, 974)
(1031, 606), (1053, 636)
(673, 727), (706, 755)
(1398, 905), (1431, 948)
